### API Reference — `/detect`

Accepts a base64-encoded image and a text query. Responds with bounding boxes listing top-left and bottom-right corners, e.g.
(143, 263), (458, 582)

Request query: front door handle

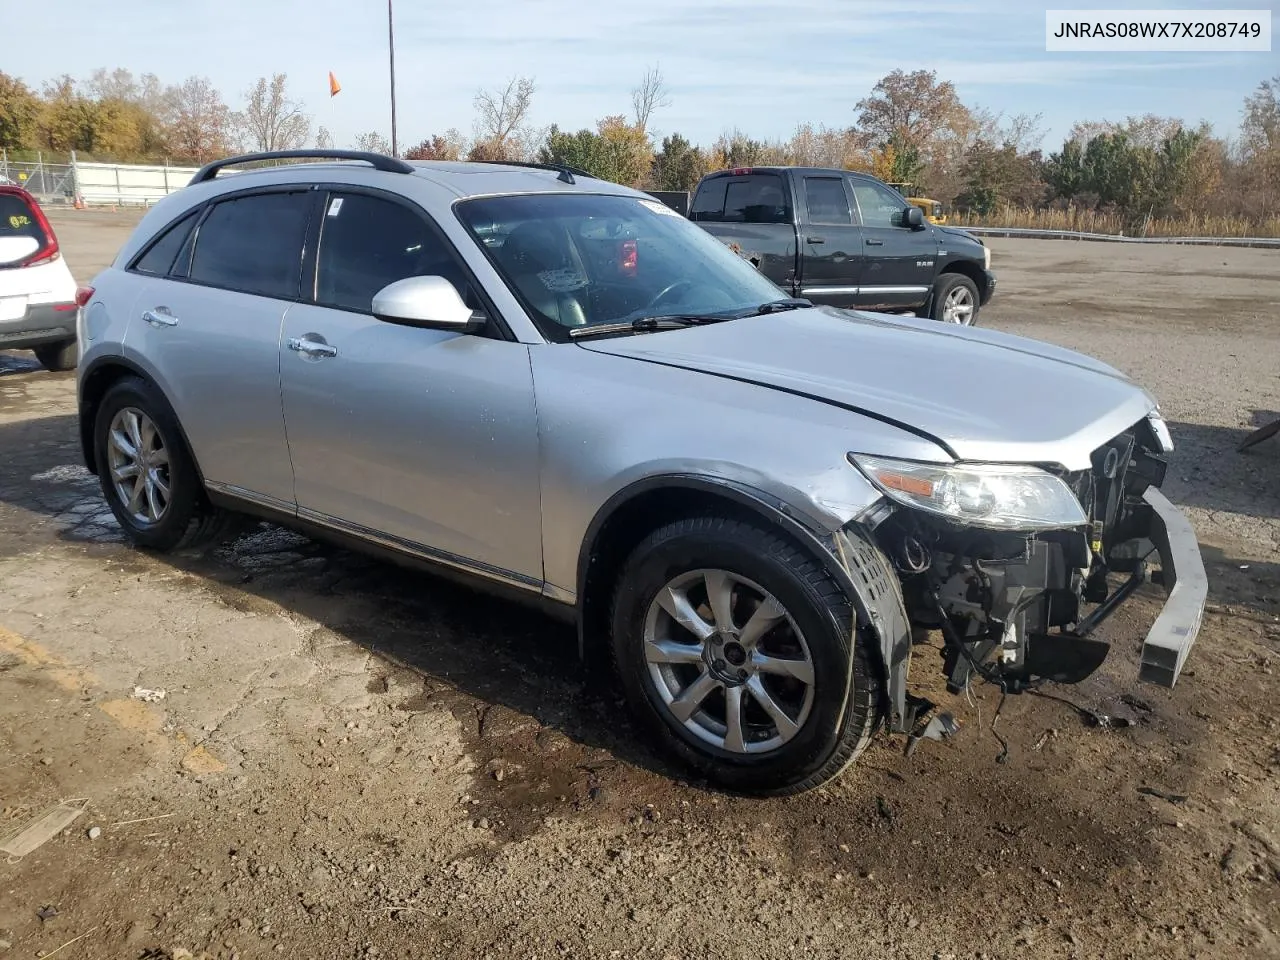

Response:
(865, 238), (884, 246)
(288, 335), (338, 359)
(141, 307), (179, 327)
(806, 236), (825, 244)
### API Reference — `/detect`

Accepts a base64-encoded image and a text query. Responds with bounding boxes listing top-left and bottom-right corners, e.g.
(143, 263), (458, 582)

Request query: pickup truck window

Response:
(851, 180), (909, 229)
(804, 177), (853, 225)
(692, 174), (790, 225)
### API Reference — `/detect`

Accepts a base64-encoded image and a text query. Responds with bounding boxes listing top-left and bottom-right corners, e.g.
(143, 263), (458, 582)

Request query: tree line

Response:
(2, 66), (1277, 231)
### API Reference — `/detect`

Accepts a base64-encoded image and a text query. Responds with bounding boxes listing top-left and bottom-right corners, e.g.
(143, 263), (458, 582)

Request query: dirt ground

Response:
(1, 211), (1278, 960)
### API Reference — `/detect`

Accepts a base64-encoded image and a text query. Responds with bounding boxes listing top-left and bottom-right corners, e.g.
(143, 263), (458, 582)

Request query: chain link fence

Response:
(0, 151), (198, 207)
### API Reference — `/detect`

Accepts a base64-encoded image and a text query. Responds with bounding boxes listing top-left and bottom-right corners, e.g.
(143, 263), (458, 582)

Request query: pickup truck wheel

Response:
(610, 516), (882, 795)
(93, 376), (241, 552)
(33, 339), (79, 372)
(930, 273), (979, 325)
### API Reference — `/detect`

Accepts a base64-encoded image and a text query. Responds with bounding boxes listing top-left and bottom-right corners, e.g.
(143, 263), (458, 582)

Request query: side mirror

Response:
(902, 206), (925, 229)
(371, 276), (484, 333)
(0, 235), (41, 266)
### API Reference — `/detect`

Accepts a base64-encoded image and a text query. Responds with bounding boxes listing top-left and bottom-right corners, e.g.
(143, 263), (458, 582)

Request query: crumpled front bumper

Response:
(1138, 487), (1208, 687)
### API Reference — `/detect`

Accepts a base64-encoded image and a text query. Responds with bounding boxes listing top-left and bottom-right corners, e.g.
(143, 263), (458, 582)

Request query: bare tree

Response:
(352, 131), (392, 154)
(163, 76), (233, 162)
(631, 64), (672, 132)
(238, 74), (310, 152)
(473, 76), (536, 154)
(87, 67), (140, 102)
(315, 126), (334, 150)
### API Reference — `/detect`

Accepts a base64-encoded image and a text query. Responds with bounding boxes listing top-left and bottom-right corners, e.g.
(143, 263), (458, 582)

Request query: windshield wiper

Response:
(568, 314), (733, 339)
(742, 297), (814, 316)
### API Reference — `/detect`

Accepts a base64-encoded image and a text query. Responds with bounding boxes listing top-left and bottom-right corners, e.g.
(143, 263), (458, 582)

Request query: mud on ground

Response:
(1, 217), (1278, 959)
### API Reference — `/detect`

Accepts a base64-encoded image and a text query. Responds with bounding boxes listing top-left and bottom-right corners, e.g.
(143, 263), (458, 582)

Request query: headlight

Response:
(1146, 410), (1174, 453)
(849, 454), (1087, 531)
(983, 244), (991, 270)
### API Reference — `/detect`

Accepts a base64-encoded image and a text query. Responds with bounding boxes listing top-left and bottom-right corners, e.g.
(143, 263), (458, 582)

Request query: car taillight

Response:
(75, 285), (95, 307)
(3, 188), (60, 266)
(730, 167), (752, 176)
(619, 239), (637, 277)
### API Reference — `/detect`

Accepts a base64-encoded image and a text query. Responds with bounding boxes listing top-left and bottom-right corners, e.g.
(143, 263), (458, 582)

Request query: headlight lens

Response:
(1146, 410), (1174, 453)
(983, 244), (991, 270)
(849, 454), (1087, 530)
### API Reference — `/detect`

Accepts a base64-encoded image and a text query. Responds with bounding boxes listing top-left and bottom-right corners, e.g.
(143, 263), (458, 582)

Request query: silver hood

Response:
(576, 307), (1157, 472)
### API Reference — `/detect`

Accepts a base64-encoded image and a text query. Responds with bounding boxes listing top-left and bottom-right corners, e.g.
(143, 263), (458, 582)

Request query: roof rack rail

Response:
(189, 149), (415, 185)
(471, 159), (595, 185)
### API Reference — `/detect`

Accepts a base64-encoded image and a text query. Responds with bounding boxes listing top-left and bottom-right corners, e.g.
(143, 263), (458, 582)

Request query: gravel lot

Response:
(1, 209), (1277, 960)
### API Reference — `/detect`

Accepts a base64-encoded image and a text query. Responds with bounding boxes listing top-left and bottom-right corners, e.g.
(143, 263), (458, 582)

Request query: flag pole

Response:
(387, 0), (399, 158)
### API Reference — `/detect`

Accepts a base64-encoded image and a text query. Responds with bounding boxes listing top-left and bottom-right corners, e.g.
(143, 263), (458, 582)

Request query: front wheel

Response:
(930, 273), (980, 325)
(610, 516), (883, 795)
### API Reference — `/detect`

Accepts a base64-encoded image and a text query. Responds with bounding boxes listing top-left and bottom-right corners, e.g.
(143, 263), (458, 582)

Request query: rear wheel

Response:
(93, 376), (240, 552)
(610, 515), (883, 795)
(930, 273), (980, 325)
(33, 339), (78, 372)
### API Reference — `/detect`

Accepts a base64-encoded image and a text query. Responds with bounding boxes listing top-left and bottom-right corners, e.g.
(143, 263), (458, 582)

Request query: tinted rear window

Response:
(188, 192), (311, 299)
(0, 193), (47, 245)
(133, 210), (198, 276)
(691, 175), (790, 224)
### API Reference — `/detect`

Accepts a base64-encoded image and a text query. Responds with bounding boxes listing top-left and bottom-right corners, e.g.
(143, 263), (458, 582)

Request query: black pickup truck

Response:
(688, 166), (996, 325)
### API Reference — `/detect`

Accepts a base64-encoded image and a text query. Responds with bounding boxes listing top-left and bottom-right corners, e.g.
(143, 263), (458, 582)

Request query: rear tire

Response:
(93, 376), (241, 552)
(34, 339), (78, 372)
(930, 273), (980, 326)
(610, 515), (883, 795)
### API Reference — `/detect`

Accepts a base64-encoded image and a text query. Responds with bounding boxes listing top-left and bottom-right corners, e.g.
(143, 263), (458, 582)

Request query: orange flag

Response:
(328, 72), (341, 97)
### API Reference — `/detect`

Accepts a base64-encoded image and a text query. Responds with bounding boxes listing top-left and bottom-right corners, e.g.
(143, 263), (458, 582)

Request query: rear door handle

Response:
(141, 307), (178, 327)
(865, 239), (884, 246)
(806, 236), (825, 244)
(288, 335), (338, 359)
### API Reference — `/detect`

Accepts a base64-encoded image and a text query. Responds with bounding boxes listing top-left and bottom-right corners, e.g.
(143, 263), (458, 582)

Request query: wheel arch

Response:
(78, 356), (206, 486)
(936, 259), (988, 299)
(575, 474), (890, 682)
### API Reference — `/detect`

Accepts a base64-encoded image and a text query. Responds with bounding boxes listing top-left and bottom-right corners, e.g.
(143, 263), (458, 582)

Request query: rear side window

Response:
(0, 193), (47, 246)
(314, 192), (476, 312)
(804, 177), (852, 225)
(132, 211), (198, 276)
(188, 191), (312, 299)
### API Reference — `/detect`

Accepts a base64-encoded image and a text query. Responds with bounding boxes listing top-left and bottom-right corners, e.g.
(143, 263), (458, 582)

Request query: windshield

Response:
(454, 193), (788, 340)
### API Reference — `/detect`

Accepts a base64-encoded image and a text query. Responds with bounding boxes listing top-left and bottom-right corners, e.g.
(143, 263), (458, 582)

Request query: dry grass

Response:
(950, 205), (1280, 239)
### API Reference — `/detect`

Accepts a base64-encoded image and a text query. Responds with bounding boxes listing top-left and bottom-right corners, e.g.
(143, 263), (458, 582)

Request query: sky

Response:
(6, 0), (1276, 152)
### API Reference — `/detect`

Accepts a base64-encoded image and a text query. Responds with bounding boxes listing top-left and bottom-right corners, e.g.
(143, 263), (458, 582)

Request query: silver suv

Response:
(76, 150), (1207, 795)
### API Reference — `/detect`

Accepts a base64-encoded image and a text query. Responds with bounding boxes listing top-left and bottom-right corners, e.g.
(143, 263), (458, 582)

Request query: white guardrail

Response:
(960, 226), (1280, 249)
(73, 161), (199, 206)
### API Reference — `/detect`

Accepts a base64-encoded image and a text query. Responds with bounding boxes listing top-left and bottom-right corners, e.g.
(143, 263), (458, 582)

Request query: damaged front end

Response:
(840, 412), (1208, 745)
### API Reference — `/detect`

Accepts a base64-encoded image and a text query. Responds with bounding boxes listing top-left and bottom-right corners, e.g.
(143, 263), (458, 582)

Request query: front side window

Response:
(851, 180), (909, 229)
(455, 193), (787, 340)
(314, 192), (475, 313)
(187, 191), (311, 299)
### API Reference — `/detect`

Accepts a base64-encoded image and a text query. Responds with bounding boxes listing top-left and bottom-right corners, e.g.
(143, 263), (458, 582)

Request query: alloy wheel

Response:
(106, 406), (172, 525)
(642, 568), (815, 754)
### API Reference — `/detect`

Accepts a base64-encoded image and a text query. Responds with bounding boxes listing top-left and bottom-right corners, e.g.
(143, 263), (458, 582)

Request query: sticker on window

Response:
(638, 198), (682, 218)
(327, 198), (344, 217)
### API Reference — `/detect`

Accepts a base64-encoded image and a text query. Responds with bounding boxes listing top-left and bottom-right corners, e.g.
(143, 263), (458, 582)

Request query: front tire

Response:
(610, 516), (883, 795)
(93, 376), (239, 552)
(930, 273), (980, 325)
(34, 339), (78, 372)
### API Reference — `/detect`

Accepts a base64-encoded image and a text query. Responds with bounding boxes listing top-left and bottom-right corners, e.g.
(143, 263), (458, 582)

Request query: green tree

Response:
(0, 72), (41, 150)
(539, 124), (609, 174)
(1043, 139), (1086, 200)
(650, 133), (704, 192)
